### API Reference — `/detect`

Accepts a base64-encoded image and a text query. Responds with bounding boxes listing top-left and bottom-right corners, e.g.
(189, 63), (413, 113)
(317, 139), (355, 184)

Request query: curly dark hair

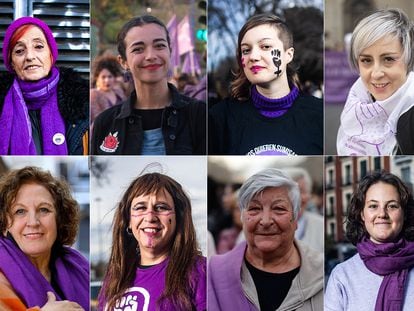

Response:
(346, 171), (414, 245)
(0, 166), (80, 246)
(100, 172), (202, 311)
(91, 54), (123, 86)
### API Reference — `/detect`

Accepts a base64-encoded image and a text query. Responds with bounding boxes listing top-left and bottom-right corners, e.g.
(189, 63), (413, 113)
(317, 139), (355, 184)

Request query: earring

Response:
(123, 69), (131, 83)
(126, 227), (133, 235)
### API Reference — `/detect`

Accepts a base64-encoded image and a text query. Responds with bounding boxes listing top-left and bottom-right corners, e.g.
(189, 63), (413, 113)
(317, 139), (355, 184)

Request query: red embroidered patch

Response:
(100, 132), (120, 153)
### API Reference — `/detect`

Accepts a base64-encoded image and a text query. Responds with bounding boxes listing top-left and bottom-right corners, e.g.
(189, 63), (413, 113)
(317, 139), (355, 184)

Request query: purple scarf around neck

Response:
(0, 235), (89, 310)
(357, 236), (414, 311)
(0, 66), (68, 155)
(251, 84), (299, 118)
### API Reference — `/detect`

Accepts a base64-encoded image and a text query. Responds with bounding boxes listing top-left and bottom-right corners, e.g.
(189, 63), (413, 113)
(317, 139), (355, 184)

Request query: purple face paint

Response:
(241, 57), (246, 68)
(147, 236), (154, 248)
(169, 218), (172, 224)
(271, 49), (282, 77)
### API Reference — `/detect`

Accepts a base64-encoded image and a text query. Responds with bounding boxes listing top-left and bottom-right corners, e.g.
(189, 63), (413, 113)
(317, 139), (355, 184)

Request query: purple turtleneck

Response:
(251, 85), (299, 118)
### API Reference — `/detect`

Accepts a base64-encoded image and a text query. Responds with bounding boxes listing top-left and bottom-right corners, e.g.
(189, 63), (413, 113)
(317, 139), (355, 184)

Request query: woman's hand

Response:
(41, 292), (84, 310)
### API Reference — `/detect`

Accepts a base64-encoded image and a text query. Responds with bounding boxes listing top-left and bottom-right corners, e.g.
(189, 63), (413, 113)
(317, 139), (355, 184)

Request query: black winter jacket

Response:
(0, 68), (89, 155)
(396, 106), (414, 154)
(91, 83), (206, 155)
(209, 94), (323, 155)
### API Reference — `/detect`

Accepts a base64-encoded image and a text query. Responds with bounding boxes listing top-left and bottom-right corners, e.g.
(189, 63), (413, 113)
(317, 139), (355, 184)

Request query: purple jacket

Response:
(208, 242), (258, 311)
(208, 241), (323, 311)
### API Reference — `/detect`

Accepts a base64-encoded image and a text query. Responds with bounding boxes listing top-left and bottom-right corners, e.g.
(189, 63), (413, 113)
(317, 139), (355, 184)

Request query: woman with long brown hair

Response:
(98, 172), (206, 311)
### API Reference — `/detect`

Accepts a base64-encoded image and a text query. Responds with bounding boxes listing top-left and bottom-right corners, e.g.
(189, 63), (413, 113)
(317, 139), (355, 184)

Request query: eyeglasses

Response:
(131, 203), (175, 217)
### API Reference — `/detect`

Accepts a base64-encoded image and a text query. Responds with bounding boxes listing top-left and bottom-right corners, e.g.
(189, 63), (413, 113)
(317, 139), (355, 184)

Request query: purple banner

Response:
(325, 51), (359, 104)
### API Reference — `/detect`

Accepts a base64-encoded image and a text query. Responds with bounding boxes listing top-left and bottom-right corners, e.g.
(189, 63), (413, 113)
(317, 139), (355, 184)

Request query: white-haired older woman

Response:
(337, 8), (414, 155)
(208, 168), (323, 311)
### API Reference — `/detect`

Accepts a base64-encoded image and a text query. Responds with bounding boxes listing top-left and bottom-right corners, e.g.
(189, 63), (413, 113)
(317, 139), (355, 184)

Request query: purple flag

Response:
(178, 15), (195, 55)
(167, 14), (180, 71)
(182, 51), (201, 76)
(325, 50), (359, 104)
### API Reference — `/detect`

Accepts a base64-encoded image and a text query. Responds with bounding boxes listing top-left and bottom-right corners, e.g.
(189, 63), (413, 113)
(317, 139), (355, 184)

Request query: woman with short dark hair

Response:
(209, 13), (323, 155)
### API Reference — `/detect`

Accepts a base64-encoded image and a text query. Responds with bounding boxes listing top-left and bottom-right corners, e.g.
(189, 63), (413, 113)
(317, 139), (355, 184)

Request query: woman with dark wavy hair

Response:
(325, 171), (414, 311)
(98, 172), (206, 311)
(209, 13), (323, 155)
(0, 166), (89, 310)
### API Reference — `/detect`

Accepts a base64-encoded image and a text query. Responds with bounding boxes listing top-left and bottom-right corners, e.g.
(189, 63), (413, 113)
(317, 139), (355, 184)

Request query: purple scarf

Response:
(0, 236), (89, 310)
(357, 236), (414, 311)
(251, 85), (299, 118)
(0, 66), (68, 155)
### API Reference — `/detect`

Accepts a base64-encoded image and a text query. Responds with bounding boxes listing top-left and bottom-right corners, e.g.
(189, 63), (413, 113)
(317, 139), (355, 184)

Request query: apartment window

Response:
(327, 196), (334, 216)
(327, 169), (334, 189)
(360, 160), (367, 178)
(344, 193), (351, 215)
(344, 164), (351, 185)
(330, 222), (336, 239)
(374, 157), (381, 171)
(401, 167), (411, 184)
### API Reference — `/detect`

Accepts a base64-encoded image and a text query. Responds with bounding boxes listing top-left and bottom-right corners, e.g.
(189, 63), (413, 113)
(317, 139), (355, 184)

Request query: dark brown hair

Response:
(346, 171), (414, 245)
(0, 166), (79, 246)
(230, 13), (300, 100)
(100, 172), (201, 310)
(117, 15), (171, 61)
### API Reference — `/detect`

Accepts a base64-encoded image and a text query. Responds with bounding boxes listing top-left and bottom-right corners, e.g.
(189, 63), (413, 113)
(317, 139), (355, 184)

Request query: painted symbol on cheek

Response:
(241, 57), (245, 68)
(271, 49), (282, 77)
(169, 219), (172, 224)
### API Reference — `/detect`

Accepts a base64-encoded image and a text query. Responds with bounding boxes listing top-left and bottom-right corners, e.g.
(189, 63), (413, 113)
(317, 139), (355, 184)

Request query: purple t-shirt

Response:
(103, 256), (206, 311)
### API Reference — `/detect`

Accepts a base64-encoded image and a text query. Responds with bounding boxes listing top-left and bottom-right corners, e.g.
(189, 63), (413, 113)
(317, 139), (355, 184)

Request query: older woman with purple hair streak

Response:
(0, 17), (88, 155)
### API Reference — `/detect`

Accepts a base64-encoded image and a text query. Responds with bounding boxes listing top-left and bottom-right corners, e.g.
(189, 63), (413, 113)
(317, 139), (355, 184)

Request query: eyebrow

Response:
(131, 200), (171, 207)
(249, 198), (290, 205)
(241, 37), (273, 46)
(12, 202), (54, 209)
(359, 52), (401, 57)
(129, 38), (167, 48)
(14, 37), (46, 46)
(366, 199), (400, 203)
